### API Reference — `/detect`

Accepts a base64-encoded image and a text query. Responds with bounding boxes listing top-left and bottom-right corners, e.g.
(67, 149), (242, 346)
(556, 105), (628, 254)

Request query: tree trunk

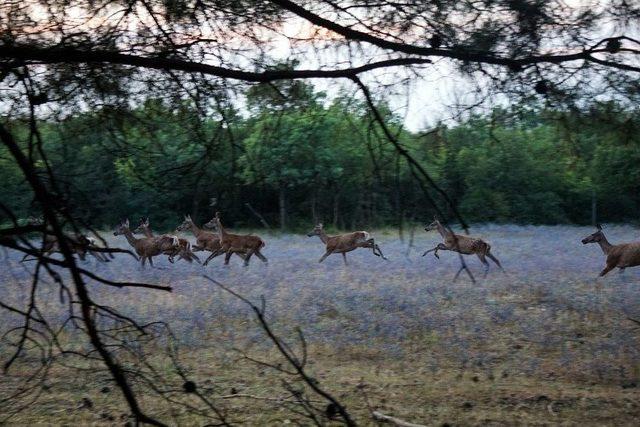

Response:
(192, 196), (200, 223)
(332, 193), (339, 228)
(591, 188), (597, 226)
(279, 184), (287, 231)
(311, 189), (318, 225)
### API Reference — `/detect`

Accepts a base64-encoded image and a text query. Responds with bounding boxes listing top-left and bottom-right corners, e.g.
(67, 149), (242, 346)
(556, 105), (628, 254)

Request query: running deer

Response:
(20, 217), (110, 263)
(203, 212), (267, 266)
(306, 223), (387, 265)
(21, 233), (104, 262)
(175, 214), (244, 263)
(422, 218), (503, 279)
(581, 223), (640, 276)
(114, 218), (178, 267)
(134, 217), (200, 264)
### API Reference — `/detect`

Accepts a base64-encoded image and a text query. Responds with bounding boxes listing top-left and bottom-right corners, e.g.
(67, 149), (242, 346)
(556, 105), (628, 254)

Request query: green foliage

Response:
(2, 91), (639, 229)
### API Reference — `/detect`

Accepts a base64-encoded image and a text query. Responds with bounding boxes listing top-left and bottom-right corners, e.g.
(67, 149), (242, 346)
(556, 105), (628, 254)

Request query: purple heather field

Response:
(2, 224), (640, 384)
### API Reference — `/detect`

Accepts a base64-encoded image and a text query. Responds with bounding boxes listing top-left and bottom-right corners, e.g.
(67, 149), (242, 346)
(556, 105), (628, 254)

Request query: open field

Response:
(1, 224), (640, 425)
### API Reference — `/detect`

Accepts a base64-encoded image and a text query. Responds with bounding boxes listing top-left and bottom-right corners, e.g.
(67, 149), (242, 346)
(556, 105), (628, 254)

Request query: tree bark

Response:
(332, 193), (339, 228)
(311, 189), (317, 225)
(279, 184), (287, 231)
(591, 188), (597, 226)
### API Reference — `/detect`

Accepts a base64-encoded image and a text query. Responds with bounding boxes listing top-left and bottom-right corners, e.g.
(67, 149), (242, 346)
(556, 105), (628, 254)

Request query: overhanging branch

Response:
(268, 0), (640, 73)
(0, 44), (430, 81)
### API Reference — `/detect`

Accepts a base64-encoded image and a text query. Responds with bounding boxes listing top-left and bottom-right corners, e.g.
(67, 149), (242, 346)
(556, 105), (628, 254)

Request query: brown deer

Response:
(203, 212), (267, 266)
(134, 217), (200, 264)
(306, 223), (387, 265)
(422, 218), (503, 279)
(175, 214), (244, 263)
(20, 217), (110, 263)
(114, 218), (177, 267)
(20, 233), (103, 262)
(581, 223), (640, 276)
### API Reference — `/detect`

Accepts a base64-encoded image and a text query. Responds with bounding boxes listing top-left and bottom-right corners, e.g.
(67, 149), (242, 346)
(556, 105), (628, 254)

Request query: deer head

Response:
(176, 215), (194, 232)
(581, 223), (605, 244)
(113, 218), (130, 236)
(424, 217), (441, 232)
(307, 223), (324, 237)
(204, 212), (221, 231)
(133, 217), (150, 235)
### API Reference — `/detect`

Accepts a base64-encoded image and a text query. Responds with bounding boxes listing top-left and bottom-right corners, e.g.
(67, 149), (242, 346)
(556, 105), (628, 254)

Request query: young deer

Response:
(422, 218), (503, 279)
(134, 217), (200, 264)
(203, 212), (267, 266)
(114, 218), (176, 267)
(306, 223), (387, 265)
(581, 223), (640, 276)
(175, 214), (244, 263)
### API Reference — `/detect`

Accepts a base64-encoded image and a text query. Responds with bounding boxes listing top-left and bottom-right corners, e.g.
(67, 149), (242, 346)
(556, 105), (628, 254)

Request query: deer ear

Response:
(596, 223), (602, 230)
(124, 218), (129, 227)
(215, 211), (221, 219)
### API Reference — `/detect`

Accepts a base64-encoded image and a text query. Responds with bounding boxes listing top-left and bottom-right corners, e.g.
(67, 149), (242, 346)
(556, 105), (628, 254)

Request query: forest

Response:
(2, 82), (639, 230)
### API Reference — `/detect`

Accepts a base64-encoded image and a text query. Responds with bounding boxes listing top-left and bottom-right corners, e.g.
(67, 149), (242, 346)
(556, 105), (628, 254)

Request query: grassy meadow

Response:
(1, 224), (640, 425)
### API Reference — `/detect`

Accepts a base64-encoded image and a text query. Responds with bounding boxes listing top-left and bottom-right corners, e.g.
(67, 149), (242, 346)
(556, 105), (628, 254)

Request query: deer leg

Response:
(140, 256), (147, 268)
(423, 244), (447, 259)
(365, 239), (387, 260)
(374, 243), (387, 260)
(90, 250), (108, 262)
(190, 251), (201, 264)
(486, 252), (505, 272)
(203, 249), (222, 266)
(363, 238), (378, 257)
(364, 239), (385, 259)
(452, 264), (465, 282)
(175, 248), (188, 263)
(477, 253), (490, 278)
(342, 252), (348, 265)
(599, 263), (616, 277)
(318, 251), (332, 263)
(254, 250), (268, 264)
(243, 250), (255, 267)
(148, 256), (154, 268)
(224, 250), (233, 265)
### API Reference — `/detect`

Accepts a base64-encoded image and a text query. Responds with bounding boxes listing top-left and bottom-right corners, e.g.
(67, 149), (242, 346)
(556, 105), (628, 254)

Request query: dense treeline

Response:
(1, 83), (639, 230)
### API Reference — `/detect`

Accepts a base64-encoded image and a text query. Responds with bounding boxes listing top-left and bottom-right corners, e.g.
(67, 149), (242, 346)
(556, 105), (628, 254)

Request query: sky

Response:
(6, 0), (636, 132)
(266, 20), (477, 132)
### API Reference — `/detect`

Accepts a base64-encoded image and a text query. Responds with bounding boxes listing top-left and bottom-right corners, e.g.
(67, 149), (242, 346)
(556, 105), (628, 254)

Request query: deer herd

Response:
(18, 213), (640, 280)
